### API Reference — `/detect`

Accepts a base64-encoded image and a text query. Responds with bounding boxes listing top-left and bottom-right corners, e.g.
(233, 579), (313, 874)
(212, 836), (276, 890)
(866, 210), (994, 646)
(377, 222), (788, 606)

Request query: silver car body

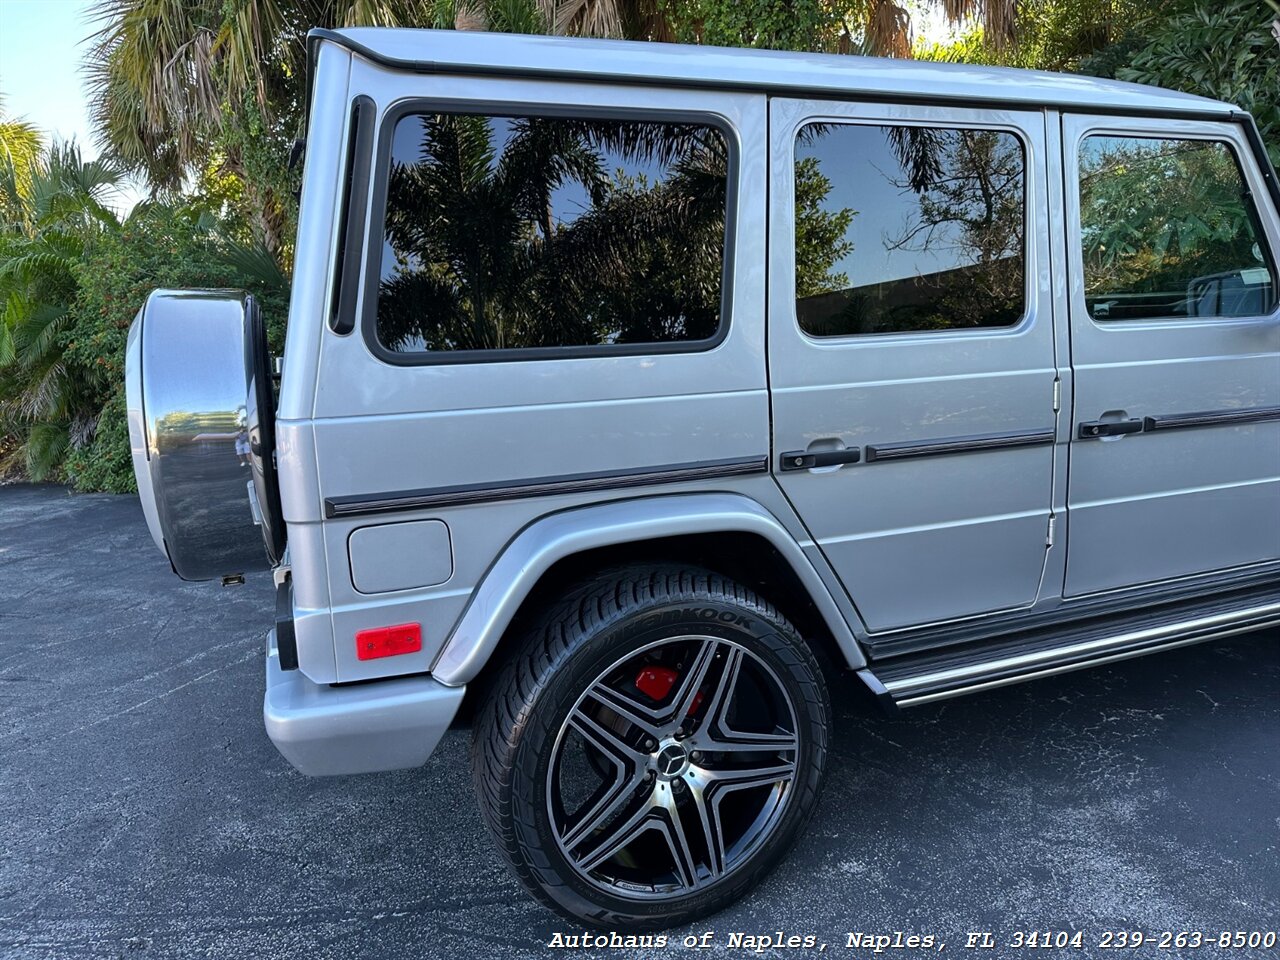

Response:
(257, 29), (1280, 775)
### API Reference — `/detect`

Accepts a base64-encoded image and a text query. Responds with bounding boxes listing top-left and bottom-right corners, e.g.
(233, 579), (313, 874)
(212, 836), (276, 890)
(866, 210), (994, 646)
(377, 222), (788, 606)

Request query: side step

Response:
(860, 584), (1280, 709)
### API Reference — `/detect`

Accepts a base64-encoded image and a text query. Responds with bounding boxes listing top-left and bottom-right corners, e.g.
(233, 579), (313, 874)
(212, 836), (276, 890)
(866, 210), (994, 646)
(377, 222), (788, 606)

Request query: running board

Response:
(859, 589), (1280, 710)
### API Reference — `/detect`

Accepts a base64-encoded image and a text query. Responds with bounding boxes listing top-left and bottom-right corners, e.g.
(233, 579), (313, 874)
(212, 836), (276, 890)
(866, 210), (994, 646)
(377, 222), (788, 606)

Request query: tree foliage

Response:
(0, 138), (288, 487)
(794, 157), (853, 300)
(0, 0), (1273, 488)
(1109, 0), (1279, 167)
(919, 0), (1144, 70)
(85, 0), (455, 263)
(61, 204), (289, 492)
(0, 142), (123, 479)
(0, 96), (44, 224)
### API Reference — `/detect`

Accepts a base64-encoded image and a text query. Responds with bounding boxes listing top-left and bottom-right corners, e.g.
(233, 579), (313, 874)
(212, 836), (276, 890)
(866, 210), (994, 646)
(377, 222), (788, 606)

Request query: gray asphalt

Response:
(1, 484), (1277, 960)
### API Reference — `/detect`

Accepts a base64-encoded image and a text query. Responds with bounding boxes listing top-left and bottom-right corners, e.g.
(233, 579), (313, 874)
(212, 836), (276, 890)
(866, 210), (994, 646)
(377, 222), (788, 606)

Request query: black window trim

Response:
(359, 97), (740, 366)
(330, 95), (376, 335)
(790, 116), (1034, 342)
(1074, 127), (1280, 328)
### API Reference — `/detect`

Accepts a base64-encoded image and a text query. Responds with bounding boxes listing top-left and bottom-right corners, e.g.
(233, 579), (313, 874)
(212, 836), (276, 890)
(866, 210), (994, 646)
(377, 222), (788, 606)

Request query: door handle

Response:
(779, 447), (861, 471)
(1077, 418), (1144, 439)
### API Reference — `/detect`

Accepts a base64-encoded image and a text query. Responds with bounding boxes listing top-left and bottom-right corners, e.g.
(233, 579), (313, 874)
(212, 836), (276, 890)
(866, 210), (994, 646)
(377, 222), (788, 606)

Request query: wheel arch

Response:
(431, 492), (865, 689)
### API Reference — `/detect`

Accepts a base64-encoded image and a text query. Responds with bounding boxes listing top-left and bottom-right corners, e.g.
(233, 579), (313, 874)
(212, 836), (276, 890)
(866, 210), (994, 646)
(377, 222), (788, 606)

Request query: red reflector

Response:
(355, 623), (422, 661)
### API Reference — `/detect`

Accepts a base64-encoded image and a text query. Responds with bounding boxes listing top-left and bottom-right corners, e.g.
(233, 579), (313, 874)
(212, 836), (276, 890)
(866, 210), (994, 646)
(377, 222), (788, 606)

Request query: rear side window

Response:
(1078, 135), (1277, 322)
(373, 111), (730, 358)
(793, 123), (1027, 337)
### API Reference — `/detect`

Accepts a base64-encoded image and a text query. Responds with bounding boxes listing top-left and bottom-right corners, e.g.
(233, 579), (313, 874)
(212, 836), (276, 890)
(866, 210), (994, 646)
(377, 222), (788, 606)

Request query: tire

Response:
(472, 565), (830, 928)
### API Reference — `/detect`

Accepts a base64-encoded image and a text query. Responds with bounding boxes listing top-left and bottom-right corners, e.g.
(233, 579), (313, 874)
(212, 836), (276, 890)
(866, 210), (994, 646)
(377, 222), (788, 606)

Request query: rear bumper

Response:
(263, 631), (465, 776)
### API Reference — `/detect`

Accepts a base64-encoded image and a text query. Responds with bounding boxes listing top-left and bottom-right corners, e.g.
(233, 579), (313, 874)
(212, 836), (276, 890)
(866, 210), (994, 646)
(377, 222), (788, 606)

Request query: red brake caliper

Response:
(634, 665), (704, 715)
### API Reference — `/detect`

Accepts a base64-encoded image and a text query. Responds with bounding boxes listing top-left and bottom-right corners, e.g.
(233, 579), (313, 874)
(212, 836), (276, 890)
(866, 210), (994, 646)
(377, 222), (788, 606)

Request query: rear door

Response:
(1062, 114), (1280, 597)
(767, 99), (1059, 633)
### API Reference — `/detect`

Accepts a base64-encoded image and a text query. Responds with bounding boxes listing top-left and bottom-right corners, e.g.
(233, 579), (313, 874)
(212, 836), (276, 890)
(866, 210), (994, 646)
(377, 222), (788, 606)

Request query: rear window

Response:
(372, 111), (730, 358)
(1078, 135), (1276, 321)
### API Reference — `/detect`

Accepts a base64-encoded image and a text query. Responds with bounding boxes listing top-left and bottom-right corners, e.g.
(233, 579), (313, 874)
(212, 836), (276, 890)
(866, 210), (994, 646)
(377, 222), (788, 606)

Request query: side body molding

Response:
(430, 492), (865, 686)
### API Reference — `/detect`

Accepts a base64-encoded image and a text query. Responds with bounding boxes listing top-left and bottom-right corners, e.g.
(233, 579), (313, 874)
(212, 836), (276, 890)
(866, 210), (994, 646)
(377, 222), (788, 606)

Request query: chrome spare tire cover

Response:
(125, 289), (285, 581)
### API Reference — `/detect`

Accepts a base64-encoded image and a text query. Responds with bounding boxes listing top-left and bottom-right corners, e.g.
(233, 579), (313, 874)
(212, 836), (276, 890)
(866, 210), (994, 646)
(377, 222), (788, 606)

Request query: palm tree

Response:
(0, 95), (44, 228)
(85, 0), (461, 258)
(937, 0), (1016, 47)
(0, 142), (122, 479)
(539, 0), (1019, 55)
(84, 0), (1019, 238)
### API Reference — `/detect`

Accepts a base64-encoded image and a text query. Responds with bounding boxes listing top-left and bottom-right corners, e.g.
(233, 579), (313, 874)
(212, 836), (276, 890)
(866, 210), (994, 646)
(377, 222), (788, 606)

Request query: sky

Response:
(0, 0), (146, 214)
(799, 124), (1022, 287)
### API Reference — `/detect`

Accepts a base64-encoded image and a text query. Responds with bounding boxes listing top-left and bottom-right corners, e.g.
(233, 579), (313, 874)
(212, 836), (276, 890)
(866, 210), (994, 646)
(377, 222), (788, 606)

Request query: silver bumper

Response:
(263, 631), (465, 776)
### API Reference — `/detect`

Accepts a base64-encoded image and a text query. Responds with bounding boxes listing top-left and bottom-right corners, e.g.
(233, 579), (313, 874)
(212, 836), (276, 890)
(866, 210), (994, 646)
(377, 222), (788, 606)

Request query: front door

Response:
(1062, 114), (1280, 597)
(767, 99), (1059, 633)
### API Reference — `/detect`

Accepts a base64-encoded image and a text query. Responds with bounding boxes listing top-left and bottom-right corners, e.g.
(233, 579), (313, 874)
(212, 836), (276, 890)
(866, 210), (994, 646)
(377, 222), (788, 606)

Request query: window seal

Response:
(358, 97), (739, 366)
(1232, 111), (1280, 216)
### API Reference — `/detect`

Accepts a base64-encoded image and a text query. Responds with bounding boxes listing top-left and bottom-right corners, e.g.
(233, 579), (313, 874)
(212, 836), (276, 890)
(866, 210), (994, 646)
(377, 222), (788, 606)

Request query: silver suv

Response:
(125, 28), (1280, 927)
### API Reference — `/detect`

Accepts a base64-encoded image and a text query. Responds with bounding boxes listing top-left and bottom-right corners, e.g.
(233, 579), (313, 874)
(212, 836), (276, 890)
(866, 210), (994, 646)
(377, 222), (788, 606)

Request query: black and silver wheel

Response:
(473, 566), (829, 928)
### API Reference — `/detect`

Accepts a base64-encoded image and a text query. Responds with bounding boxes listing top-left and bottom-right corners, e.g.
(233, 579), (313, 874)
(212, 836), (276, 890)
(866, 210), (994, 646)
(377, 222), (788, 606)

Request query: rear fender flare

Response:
(430, 492), (864, 686)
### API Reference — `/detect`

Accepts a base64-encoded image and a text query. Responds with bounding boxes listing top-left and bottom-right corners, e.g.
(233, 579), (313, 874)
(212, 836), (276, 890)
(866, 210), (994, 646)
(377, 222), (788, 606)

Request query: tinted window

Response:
(1079, 136), (1276, 321)
(374, 112), (729, 356)
(794, 123), (1026, 337)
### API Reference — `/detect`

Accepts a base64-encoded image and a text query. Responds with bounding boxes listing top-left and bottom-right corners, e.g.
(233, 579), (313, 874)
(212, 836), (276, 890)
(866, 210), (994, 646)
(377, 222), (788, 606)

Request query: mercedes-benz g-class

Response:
(126, 27), (1280, 927)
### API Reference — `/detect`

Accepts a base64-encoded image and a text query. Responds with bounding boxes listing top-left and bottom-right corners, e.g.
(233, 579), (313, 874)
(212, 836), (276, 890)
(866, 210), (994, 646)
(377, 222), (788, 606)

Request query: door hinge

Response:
(1046, 514), (1057, 548)
(1052, 378), (1062, 413)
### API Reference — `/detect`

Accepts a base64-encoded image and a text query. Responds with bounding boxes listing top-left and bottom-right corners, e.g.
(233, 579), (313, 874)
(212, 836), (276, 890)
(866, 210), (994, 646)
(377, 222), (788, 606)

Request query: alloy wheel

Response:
(545, 635), (801, 898)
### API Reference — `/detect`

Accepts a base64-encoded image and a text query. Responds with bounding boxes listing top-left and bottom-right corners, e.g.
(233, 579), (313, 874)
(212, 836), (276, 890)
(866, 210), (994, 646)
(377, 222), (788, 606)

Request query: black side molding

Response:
(1143, 406), (1280, 433)
(865, 428), (1055, 463)
(325, 455), (769, 518)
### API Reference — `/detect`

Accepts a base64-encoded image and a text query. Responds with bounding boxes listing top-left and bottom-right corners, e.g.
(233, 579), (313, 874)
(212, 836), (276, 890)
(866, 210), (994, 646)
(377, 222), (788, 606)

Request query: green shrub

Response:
(63, 390), (132, 492)
(1085, 0), (1279, 166)
(62, 203), (288, 493)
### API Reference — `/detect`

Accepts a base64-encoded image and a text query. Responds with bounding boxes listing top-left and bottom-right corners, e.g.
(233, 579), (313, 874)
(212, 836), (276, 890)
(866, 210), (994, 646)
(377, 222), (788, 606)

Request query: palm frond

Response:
(24, 420), (70, 481)
(867, 0), (912, 58)
(0, 109), (44, 207)
(215, 233), (291, 296)
(545, 0), (623, 37)
(487, 0), (547, 33)
(939, 0), (1016, 50)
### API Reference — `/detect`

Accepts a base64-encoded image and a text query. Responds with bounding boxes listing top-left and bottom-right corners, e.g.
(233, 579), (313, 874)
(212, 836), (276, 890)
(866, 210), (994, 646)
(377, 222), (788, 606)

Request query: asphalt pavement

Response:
(1, 484), (1276, 959)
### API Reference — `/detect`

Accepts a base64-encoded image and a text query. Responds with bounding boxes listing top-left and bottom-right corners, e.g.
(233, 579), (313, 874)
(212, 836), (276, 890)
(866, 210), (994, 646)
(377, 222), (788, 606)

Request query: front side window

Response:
(1078, 135), (1276, 321)
(374, 111), (729, 357)
(794, 123), (1027, 337)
